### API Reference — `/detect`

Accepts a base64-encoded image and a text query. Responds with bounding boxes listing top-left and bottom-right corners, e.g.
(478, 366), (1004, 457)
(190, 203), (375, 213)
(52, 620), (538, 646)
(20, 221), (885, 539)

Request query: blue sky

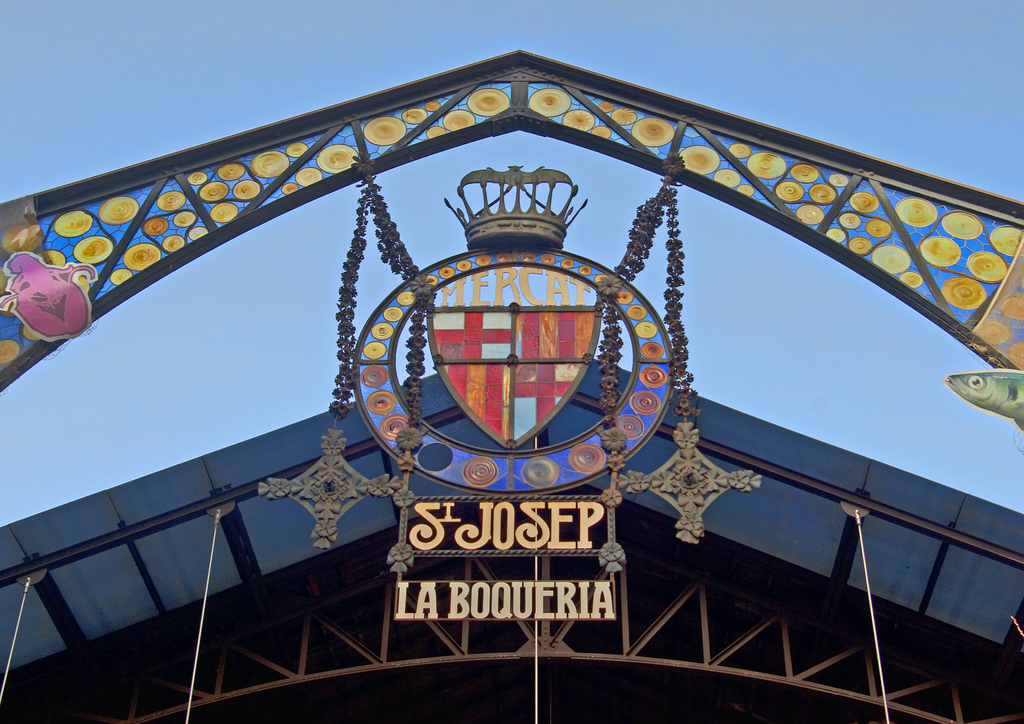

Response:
(1, 0), (1023, 524)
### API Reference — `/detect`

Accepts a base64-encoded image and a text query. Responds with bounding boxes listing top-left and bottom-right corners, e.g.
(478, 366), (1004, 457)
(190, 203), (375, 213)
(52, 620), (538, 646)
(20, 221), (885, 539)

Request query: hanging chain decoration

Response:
(593, 156), (758, 550)
(266, 157), (431, 551)
(329, 182), (371, 420)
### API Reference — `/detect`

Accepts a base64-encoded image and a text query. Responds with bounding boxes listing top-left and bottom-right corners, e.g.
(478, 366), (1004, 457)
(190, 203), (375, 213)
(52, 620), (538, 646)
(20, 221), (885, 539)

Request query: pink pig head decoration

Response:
(0, 252), (97, 342)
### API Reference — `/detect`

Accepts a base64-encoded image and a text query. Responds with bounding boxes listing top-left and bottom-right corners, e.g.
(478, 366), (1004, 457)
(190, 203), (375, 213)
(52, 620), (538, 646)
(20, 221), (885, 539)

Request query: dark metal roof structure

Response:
(2, 373), (1023, 723)
(4, 51), (1024, 390)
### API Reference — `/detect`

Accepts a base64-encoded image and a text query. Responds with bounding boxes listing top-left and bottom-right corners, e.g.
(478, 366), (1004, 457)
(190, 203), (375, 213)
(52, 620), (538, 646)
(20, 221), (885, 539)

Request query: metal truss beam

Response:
(5, 53), (1024, 393)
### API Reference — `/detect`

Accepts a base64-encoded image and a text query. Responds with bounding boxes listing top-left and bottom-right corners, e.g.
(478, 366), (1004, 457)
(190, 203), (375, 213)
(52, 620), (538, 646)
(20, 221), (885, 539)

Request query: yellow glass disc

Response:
(476, 255), (492, 266)
(865, 218), (892, 238)
(737, 184), (755, 196)
(729, 143), (751, 158)
(143, 217), (169, 236)
(635, 321), (657, 339)
(0, 339), (20, 364)
(826, 228), (846, 242)
(110, 268), (133, 285)
(1001, 295), (1024, 320)
(747, 152), (786, 179)
(382, 307), (403, 322)
(631, 117), (674, 147)
(438, 266), (456, 279)
(562, 110), (595, 131)
(210, 202), (238, 223)
(217, 163), (246, 181)
(296, 168), (323, 187)
(848, 237), (873, 254)
(591, 126), (612, 139)
(443, 110), (476, 131)
(43, 250), (65, 266)
(281, 183), (299, 194)
(426, 126), (447, 139)
(774, 181), (803, 202)
(900, 271), (923, 288)
(54, 211), (93, 238)
(316, 144), (358, 173)
(920, 236), (961, 267)
(233, 180), (261, 200)
(467, 88), (510, 117)
(188, 226), (208, 240)
(397, 291), (416, 306)
(561, 259), (575, 269)
(425, 101), (441, 112)
(528, 88), (572, 117)
(162, 235), (185, 252)
(372, 322), (395, 340)
(679, 146), (720, 175)
(74, 236), (112, 263)
(455, 260), (473, 271)
(966, 251), (1007, 282)
(402, 107), (428, 124)
(199, 182), (229, 202)
(796, 205), (825, 225)
(124, 243), (161, 271)
(871, 245), (911, 274)
(98, 196), (139, 225)
(942, 211), (984, 240)
(849, 192), (879, 213)
(976, 319), (1011, 345)
(285, 142), (308, 157)
(363, 116), (407, 146)
(895, 197), (937, 227)
(188, 171), (208, 185)
(250, 151), (289, 178)
(808, 183), (837, 204)
(609, 107), (637, 126)
(839, 213), (861, 229)
(713, 169), (741, 188)
(627, 305), (647, 320)
(829, 173), (849, 187)
(363, 341), (387, 360)
(616, 290), (633, 304)
(990, 226), (1023, 256)
(173, 211), (196, 227)
(790, 164), (820, 183)
(942, 277), (986, 309)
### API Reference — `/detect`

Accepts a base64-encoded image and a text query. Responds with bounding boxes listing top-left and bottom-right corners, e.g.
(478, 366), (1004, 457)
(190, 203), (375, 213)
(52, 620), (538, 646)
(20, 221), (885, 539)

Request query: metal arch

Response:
(38, 568), (1024, 724)
(3, 50), (1024, 392)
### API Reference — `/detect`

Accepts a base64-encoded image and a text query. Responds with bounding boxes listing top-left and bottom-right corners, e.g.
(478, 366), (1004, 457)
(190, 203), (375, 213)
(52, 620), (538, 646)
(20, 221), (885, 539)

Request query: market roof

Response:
(2, 372), (1023, 672)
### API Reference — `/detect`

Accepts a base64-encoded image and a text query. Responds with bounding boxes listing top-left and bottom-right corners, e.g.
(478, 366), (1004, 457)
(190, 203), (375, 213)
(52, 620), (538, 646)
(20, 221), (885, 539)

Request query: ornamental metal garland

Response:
(260, 163), (759, 570)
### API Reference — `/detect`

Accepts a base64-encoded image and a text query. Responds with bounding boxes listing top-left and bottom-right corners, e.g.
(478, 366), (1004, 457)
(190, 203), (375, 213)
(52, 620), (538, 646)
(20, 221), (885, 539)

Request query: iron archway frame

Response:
(3, 51), (1022, 392)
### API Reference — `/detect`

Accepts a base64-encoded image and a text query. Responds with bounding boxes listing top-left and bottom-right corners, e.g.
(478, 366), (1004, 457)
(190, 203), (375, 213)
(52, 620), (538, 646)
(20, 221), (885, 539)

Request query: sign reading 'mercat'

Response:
(395, 579), (616, 621)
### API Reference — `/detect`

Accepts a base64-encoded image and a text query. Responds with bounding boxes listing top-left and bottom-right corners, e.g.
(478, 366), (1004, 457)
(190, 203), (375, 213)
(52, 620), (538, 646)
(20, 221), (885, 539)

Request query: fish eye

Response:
(968, 375), (984, 389)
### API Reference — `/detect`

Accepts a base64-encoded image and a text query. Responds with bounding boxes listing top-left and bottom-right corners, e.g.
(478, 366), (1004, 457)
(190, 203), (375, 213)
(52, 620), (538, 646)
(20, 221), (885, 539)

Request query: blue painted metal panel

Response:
(0, 527), (26, 569)
(847, 516), (941, 611)
(863, 461), (965, 527)
(49, 547), (159, 639)
(0, 583), (65, 667)
(697, 399), (872, 492)
(132, 518), (241, 611)
(202, 412), (357, 490)
(107, 459), (214, 525)
(9, 493), (120, 557)
(926, 547), (1024, 641)
(703, 455), (846, 577)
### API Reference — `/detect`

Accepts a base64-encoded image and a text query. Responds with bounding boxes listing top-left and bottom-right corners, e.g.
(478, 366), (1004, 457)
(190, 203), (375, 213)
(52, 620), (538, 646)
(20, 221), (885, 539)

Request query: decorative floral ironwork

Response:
(619, 422), (760, 544)
(257, 428), (403, 549)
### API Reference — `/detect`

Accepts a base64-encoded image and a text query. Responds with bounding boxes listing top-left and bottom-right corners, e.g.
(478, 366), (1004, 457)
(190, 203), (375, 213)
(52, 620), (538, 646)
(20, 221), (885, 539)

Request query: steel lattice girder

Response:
(3, 51), (1024, 391)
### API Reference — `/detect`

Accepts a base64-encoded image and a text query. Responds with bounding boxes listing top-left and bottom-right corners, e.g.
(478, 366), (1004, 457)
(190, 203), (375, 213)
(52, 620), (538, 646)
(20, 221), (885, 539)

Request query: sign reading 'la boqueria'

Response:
(395, 579), (616, 621)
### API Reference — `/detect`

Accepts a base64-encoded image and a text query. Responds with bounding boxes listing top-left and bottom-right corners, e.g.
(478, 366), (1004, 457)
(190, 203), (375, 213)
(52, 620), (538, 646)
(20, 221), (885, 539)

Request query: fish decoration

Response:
(943, 370), (1024, 431)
